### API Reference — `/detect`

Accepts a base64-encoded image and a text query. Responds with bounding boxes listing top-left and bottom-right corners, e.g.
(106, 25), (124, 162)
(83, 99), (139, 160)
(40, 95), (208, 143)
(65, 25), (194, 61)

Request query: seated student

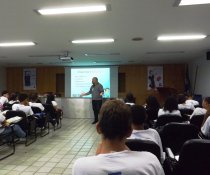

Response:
(190, 97), (209, 119)
(8, 93), (19, 105)
(72, 100), (164, 175)
(185, 93), (199, 107)
(124, 92), (135, 106)
(128, 105), (164, 162)
(178, 94), (195, 110)
(29, 93), (44, 111)
(12, 94), (34, 116)
(0, 90), (9, 111)
(158, 96), (181, 117)
(0, 113), (26, 138)
(201, 97), (210, 138)
(145, 96), (160, 121)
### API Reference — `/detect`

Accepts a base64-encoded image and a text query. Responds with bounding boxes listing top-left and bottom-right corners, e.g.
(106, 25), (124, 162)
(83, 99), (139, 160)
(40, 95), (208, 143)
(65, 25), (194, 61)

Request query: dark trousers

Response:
(92, 100), (102, 122)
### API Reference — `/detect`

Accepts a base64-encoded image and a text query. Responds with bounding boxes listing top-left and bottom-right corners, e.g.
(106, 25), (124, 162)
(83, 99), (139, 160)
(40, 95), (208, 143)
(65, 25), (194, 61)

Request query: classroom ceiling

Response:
(0, 0), (210, 67)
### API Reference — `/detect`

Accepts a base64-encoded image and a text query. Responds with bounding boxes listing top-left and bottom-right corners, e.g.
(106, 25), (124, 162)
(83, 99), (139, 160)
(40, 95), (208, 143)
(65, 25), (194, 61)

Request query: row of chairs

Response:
(0, 104), (62, 160)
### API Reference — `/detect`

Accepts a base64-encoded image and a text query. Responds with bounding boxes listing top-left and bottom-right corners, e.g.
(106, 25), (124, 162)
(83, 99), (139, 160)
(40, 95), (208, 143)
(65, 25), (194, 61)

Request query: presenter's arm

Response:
(99, 84), (104, 96)
(80, 86), (92, 97)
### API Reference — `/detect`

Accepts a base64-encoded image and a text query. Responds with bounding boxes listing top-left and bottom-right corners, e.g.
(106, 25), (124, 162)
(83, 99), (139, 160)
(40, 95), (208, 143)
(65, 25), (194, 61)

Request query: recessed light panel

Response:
(157, 35), (206, 41)
(72, 38), (114, 44)
(0, 42), (36, 47)
(179, 0), (210, 6)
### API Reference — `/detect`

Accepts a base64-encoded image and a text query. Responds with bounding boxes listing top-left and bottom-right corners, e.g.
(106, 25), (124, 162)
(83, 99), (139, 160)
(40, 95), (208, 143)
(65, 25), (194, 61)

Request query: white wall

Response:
(0, 67), (6, 92)
(189, 57), (210, 97)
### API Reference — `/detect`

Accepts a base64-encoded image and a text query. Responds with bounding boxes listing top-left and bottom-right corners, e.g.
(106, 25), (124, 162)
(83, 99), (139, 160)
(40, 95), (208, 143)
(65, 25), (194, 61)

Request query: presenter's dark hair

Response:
(131, 105), (147, 125)
(98, 100), (132, 140)
(18, 93), (28, 102)
(163, 96), (178, 112)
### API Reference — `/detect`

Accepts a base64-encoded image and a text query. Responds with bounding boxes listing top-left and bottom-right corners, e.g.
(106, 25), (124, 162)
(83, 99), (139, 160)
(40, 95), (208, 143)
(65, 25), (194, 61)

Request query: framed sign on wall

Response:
(23, 68), (36, 90)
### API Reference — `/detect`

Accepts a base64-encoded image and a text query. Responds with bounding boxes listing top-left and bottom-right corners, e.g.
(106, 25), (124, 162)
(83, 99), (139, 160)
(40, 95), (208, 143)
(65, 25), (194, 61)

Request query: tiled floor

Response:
(0, 118), (100, 175)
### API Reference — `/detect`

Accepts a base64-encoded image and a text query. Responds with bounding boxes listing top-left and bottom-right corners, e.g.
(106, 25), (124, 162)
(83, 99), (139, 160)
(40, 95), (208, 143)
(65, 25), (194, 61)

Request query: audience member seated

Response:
(0, 112), (26, 139)
(12, 94), (34, 116)
(29, 93), (44, 111)
(201, 97), (210, 138)
(72, 100), (164, 175)
(124, 92), (135, 106)
(128, 105), (164, 162)
(0, 90), (9, 111)
(158, 96), (181, 117)
(145, 96), (160, 121)
(3, 93), (19, 111)
(178, 94), (194, 110)
(185, 93), (199, 107)
(190, 97), (208, 119)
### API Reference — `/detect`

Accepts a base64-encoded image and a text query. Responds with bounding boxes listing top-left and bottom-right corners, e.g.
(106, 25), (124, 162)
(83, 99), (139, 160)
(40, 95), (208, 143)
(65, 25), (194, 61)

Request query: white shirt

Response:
(128, 129), (164, 163)
(186, 99), (199, 106)
(178, 103), (195, 110)
(190, 108), (207, 119)
(125, 102), (135, 106)
(0, 113), (6, 133)
(52, 101), (57, 107)
(12, 104), (34, 116)
(158, 109), (181, 117)
(29, 102), (45, 111)
(201, 116), (210, 138)
(72, 150), (165, 175)
(0, 96), (8, 105)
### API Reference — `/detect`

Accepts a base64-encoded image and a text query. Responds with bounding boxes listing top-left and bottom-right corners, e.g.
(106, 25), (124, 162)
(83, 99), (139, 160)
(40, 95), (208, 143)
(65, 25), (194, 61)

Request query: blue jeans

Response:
(1, 125), (26, 138)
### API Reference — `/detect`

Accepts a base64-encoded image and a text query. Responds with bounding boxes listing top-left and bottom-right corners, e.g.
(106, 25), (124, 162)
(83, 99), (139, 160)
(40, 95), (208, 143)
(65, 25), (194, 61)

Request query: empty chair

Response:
(190, 114), (204, 130)
(161, 123), (199, 155)
(165, 139), (210, 175)
(125, 139), (161, 161)
(156, 115), (183, 128)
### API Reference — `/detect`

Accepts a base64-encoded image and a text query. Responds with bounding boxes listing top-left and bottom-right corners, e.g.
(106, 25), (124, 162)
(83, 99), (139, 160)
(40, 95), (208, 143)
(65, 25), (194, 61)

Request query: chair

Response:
(160, 123), (199, 155)
(5, 110), (37, 146)
(0, 125), (15, 160)
(31, 107), (49, 137)
(156, 115), (184, 128)
(164, 139), (210, 175)
(43, 104), (62, 130)
(125, 139), (161, 161)
(190, 114), (204, 130)
(179, 109), (193, 121)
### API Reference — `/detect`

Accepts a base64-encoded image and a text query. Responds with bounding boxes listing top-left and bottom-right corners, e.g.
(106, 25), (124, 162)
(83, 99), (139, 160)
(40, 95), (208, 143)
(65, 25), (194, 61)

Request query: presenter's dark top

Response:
(88, 83), (104, 100)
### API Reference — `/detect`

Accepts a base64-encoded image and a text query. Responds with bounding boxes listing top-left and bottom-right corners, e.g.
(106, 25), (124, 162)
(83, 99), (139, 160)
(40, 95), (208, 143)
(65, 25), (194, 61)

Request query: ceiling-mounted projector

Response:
(59, 51), (74, 61)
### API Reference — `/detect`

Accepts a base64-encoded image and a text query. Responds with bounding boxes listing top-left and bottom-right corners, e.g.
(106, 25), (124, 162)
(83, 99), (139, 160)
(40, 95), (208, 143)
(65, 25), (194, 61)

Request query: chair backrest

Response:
(161, 123), (199, 154)
(190, 115), (204, 129)
(31, 106), (42, 114)
(156, 115), (183, 127)
(5, 110), (26, 119)
(43, 104), (56, 117)
(125, 139), (161, 161)
(146, 108), (159, 121)
(176, 139), (210, 175)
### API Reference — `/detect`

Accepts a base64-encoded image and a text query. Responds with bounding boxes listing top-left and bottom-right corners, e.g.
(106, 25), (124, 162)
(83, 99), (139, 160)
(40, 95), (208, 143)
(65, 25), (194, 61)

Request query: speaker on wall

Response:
(207, 51), (210, 60)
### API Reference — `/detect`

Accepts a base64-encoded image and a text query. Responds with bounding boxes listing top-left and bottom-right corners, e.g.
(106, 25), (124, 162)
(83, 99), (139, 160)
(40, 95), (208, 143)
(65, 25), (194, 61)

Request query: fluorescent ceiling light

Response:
(0, 42), (36, 47)
(179, 0), (210, 6)
(72, 38), (114, 44)
(157, 35), (207, 41)
(38, 5), (107, 15)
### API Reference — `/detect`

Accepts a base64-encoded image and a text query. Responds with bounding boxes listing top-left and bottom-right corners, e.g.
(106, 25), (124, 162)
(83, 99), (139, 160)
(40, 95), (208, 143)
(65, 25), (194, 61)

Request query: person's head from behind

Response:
(46, 94), (55, 104)
(202, 97), (210, 110)
(130, 105), (147, 129)
(2, 90), (9, 98)
(163, 96), (178, 112)
(29, 93), (38, 102)
(178, 94), (186, 104)
(146, 96), (160, 110)
(125, 92), (135, 103)
(9, 93), (17, 101)
(97, 100), (132, 141)
(18, 93), (29, 105)
(92, 77), (98, 85)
